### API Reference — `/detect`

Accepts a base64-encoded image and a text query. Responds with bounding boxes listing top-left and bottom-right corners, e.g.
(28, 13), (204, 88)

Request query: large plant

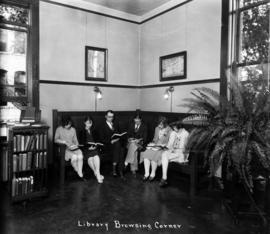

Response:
(182, 80), (270, 192)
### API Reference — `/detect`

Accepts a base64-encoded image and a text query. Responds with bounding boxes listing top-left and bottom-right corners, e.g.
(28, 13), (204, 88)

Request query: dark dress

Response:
(82, 129), (99, 160)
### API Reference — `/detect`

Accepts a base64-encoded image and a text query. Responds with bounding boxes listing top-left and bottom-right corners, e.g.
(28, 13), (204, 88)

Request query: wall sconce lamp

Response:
(164, 86), (174, 112)
(93, 86), (102, 111)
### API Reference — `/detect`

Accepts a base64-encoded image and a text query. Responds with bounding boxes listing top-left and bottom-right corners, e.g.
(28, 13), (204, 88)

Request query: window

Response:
(227, 0), (269, 93)
(0, 0), (39, 120)
(0, 3), (29, 104)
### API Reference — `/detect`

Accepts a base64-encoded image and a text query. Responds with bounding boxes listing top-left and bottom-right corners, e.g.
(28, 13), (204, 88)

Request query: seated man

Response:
(124, 112), (147, 176)
(99, 110), (126, 179)
(159, 122), (189, 187)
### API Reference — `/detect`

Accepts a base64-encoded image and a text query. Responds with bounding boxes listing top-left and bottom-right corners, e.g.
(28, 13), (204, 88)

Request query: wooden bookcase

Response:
(8, 125), (49, 202)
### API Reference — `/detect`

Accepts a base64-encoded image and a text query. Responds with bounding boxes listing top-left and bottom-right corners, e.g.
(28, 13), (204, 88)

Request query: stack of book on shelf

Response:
(12, 176), (34, 197)
(34, 152), (47, 169)
(13, 133), (47, 152)
(12, 152), (47, 171)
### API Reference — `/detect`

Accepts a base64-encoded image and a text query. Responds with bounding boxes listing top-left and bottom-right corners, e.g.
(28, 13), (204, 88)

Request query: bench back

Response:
(52, 110), (193, 145)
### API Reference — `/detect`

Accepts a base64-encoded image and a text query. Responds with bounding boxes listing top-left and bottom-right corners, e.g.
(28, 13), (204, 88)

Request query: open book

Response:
(111, 132), (127, 140)
(87, 142), (104, 147)
(129, 138), (143, 144)
(68, 144), (83, 151)
(146, 143), (168, 151)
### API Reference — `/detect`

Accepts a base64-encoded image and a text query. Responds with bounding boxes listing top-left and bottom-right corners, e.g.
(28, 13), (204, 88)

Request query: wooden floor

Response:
(1, 166), (264, 234)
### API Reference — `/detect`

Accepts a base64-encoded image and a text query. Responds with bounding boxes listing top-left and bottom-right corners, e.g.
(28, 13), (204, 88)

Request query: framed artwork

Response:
(160, 51), (187, 82)
(85, 46), (107, 82)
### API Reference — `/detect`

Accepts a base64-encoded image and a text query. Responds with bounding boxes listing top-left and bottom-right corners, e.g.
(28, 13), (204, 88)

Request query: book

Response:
(24, 135), (31, 151)
(129, 138), (143, 143)
(13, 136), (17, 152)
(111, 132), (127, 140)
(146, 144), (168, 151)
(22, 153), (27, 171)
(68, 145), (81, 151)
(13, 154), (17, 172)
(27, 152), (32, 170)
(87, 142), (104, 146)
(21, 135), (25, 151)
(36, 134), (40, 150)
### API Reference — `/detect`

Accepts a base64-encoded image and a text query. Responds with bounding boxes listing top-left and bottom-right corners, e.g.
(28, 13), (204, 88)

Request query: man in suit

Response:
(99, 110), (125, 178)
(125, 113), (147, 176)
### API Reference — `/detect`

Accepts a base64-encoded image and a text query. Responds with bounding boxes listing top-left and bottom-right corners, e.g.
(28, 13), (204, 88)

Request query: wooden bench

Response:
(52, 109), (207, 196)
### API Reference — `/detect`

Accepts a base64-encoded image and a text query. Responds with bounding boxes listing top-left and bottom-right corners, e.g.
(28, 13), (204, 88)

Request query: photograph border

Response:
(159, 51), (187, 82)
(85, 46), (108, 82)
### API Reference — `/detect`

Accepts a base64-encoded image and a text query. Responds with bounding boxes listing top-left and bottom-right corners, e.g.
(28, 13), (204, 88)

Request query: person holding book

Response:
(140, 116), (172, 182)
(99, 110), (126, 178)
(159, 122), (189, 187)
(81, 116), (104, 183)
(54, 116), (85, 180)
(124, 113), (147, 176)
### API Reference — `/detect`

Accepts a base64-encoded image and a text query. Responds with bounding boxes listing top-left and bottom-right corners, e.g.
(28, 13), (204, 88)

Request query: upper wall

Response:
(40, 1), (140, 86)
(140, 0), (221, 85)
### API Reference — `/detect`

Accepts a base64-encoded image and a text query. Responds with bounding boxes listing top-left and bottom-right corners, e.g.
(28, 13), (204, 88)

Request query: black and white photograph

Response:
(0, 0), (269, 234)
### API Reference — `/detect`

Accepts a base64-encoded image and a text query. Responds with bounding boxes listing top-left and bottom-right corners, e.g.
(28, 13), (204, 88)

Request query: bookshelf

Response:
(8, 125), (49, 202)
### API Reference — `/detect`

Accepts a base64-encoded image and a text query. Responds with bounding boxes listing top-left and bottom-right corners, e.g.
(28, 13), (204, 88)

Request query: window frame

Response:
(0, 0), (39, 109)
(220, 0), (270, 97)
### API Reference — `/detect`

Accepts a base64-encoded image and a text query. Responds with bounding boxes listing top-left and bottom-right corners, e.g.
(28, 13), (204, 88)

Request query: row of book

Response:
(12, 176), (34, 197)
(13, 152), (47, 172)
(13, 133), (47, 152)
(1, 147), (9, 181)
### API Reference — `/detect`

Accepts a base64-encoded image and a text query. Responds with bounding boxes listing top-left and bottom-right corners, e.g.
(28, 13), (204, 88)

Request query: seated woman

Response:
(54, 116), (85, 180)
(124, 113), (147, 176)
(140, 116), (171, 181)
(159, 122), (189, 187)
(82, 116), (104, 184)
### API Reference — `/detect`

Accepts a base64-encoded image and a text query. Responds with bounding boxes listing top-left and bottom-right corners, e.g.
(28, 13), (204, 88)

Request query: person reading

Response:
(140, 116), (172, 182)
(159, 122), (189, 187)
(124, 113), (147, 176)
(81, 116), (104, 183)
(99, 110), (125, 179)
(54, 116), (85, 181)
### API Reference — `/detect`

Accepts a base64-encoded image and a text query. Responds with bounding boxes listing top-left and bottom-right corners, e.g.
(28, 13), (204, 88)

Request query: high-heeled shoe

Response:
(149, 176), (155, 182)
(142, 175), (149, 182)
(80, 177), (87, 182)
(159, 179), (168, 187)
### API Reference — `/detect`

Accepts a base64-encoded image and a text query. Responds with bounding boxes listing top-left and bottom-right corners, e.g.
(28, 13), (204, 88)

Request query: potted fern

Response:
(181, 80), (270, 227)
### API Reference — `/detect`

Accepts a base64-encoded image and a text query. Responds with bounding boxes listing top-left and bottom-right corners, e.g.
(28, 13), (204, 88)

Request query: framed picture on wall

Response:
(85, 46), (107, 82)
(160, 51), (187, 82)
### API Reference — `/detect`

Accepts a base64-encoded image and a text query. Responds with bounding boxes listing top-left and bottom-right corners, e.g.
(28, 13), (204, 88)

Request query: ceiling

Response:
(82, 0), (174, 16)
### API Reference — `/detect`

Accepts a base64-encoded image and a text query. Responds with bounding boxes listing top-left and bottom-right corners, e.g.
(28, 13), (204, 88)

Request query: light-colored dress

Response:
(140, 126), (171, 163)
(54, 126), (82, 161)
(162, 128), (189, 163)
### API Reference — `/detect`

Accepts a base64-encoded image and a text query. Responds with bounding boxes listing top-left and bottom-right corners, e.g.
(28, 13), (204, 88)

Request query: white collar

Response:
(106, 121), (113, 129)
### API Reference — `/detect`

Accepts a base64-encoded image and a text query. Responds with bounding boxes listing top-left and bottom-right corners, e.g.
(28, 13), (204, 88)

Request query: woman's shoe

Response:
(97, 177), (103, 183)
(142, 175), (149, 182)
(131, 171), (136, 178)
(159, 179), (168, 187)
(149, 176), (155, 182)
(80, 177), (87, 182)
